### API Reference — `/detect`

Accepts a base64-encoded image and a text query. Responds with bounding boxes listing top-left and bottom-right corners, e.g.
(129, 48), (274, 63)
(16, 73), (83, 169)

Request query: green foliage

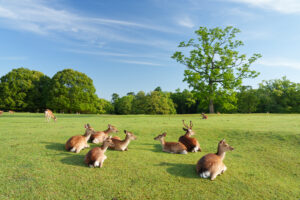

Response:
(172, 26), (261, 113)
(95, 98), (114, 114)
(0, 67), (50, 112)
(47, 69), (98, 113)
(170, 89), (197, 114)
(114, 95), (135, 114)
(237, 86), (259, 113)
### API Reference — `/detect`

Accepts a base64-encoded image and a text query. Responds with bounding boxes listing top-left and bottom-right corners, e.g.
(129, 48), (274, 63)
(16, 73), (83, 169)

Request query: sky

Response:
(0, 0), (300, 100)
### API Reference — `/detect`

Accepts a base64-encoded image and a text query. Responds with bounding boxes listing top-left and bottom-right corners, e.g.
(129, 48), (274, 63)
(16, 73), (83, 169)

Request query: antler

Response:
(190, 121), (193, 129)
(182, 120), (189, 128)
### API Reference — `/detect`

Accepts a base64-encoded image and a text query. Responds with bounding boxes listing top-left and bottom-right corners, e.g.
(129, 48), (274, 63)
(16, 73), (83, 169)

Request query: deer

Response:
(84, 136), (114, 168)
(179, 120), (202, 152)
(90, 124), (119, 144)
(9, 110), (14, 114)
(196, 139), (234, 181)
(45, 109), (57, 122)
(154, 132), (187, 154)
(108, 130), (137, 151)
(201, 113), (208, 119)
(0, 110), (3, 115)
(65, 124), (94, 153)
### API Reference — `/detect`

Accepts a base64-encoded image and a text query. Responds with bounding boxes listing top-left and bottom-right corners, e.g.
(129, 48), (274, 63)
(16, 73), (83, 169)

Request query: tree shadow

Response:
(156, 162), (198, 179)
(60, 154), (86, 167)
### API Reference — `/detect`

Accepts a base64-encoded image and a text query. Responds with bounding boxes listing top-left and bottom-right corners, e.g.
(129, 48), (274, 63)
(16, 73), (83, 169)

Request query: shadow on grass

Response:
(60, 154), (86, 167)
(157, 162), (198, 179)
(42, 142), (65, 152)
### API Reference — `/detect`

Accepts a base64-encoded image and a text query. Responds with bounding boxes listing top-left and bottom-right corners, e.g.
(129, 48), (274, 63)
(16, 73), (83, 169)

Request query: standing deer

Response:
(108, 130), (137, 151)
(90, 124), (119, 144)
(45, 109), (57, 122)
(154, 132), (187, 154)
(9, 110), (14, 114)
(179, 120), (201, 152)
(0, 110), (3, 115)
(84, 136), (114, 168)
(65, 124), (94, 153)
(201, 113), (208, 119)
(196, 139), (234, 180)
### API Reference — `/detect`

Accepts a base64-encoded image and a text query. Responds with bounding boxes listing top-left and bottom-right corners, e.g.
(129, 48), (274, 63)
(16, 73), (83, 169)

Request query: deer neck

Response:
(84, 132), (92, 142)
(184, 132), (191, 137)
(101, 142), (110, 152)
(104, 128), (112, 134)
(159, 138), (166, 147)
(217, 147), (226, 161)
(120, 135), (131, 149)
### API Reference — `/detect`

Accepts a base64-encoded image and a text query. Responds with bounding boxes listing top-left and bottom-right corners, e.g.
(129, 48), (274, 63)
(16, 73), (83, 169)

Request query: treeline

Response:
(0, 68), (299, 114)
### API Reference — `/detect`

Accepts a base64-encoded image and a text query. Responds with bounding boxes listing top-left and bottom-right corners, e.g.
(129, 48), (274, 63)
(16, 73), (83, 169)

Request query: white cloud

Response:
(228, 0), (300, 14)
(177, 16), (195, 28)
(0, 0), (176, 47)
(258, 58), (300, 70)
(118, 60), (162, 66)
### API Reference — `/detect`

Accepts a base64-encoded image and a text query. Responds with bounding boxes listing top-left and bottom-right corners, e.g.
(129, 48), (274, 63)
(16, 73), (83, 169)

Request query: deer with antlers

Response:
(65, 124), (94, 153)
(179, 120), (202, 152)
(201, 113), (208, 119)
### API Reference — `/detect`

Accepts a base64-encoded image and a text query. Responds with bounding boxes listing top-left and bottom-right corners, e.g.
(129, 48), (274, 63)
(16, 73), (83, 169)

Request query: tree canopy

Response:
(172, 26), (261, 113)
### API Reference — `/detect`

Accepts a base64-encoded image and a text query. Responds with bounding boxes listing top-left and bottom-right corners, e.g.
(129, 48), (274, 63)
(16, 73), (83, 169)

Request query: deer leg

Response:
(210, 172), (218, 181)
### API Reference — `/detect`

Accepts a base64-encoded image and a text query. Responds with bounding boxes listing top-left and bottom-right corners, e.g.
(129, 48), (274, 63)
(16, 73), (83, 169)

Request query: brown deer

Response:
(196, 139), (234, 180)
(90, 124), (119, 144)
(201, 113), (208, 119)
(179, 120), (201, 152)
(9, 110), (14, 114)
(45, 109), (57, 122)
(0, 110), (3, 115)
(108, 130), (137, 151)
(65, 124), (94, 153)
(154, 132), (187, 154)
(84, 136), (114, 168)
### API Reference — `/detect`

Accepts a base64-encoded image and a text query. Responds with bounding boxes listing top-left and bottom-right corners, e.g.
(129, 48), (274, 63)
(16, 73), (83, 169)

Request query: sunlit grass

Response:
(0, 113), (299, 199)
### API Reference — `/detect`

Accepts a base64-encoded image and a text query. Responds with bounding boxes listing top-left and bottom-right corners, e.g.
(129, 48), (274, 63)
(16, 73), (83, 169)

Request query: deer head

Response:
(218, 139), (234, 152)
(182, 120), (195, 136)
(154, 132), (167, 140)
(84, 123), (95, 136)
(124, 130), (137, 140)
(108, 124), (119, 133)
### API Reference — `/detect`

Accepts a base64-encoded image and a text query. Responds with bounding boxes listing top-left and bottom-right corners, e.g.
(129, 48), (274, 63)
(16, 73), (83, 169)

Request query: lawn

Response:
(0, 113), (299, 199)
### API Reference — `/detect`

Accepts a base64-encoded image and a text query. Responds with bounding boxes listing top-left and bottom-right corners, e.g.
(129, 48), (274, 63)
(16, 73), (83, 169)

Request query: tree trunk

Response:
(209, 99), (214, 113)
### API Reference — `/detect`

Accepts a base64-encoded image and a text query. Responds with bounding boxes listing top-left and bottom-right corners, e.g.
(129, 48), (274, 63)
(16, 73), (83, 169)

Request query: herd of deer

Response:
(54, 108), (234, 181)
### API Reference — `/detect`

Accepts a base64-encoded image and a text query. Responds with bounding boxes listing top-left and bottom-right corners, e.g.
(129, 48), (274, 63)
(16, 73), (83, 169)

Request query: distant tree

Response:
(154, 86), (162, 92)
(144, 91), (176, 114)
(170, 89), (197, 114)
(47, 69), (98, 113)
(236, 86), (259, 113)
(95, 98), (114, 114)
(132, 91), (147, 114)
(257, 77), (300, 113)
(172, 26), (261, 113)
(127, 92), (135, 96)
(114, 95), (134, 114)
(0, 67), (50, 112)
(111, 93), (120, 104)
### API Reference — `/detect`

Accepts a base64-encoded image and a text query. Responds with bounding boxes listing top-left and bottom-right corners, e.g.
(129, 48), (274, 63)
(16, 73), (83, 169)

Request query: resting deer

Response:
(196, 139), (234, 180)
(154, 132), (187, 154)
(90, 124), (119, 144)
(179, 120), (201, 152)
(65, 124), (94, 153)
(108, 130), (137, 151)
(0, 110), (3, 115)
(45, 109), (57, 122)
(84, 136), (114, 168)
(201, 113), (208, 119)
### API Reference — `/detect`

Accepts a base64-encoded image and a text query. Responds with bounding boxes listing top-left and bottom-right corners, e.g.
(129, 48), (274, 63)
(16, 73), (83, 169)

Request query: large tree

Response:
(172, 26), (261, 113)
(0, 68), (50, 112)
(47, 69), (98, 113)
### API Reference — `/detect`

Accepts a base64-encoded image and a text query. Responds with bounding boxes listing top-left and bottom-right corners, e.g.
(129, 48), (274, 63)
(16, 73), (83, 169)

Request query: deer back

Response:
(84, 147), (103, 165)
(179, 134), (199, 152)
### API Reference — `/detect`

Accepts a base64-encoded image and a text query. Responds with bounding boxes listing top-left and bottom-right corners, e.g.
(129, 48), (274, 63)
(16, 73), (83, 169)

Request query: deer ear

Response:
(84, 124), (87, 128)
(162, 132), (167, 136)
(108, 136), (112, 139)
(124, 130), (127, 134)
(183, 128), (187, 131)
(108, 124), (111, 127)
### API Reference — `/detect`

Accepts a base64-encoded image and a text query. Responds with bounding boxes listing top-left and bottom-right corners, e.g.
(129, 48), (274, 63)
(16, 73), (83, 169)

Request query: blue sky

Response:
(0, 0), (300, 100)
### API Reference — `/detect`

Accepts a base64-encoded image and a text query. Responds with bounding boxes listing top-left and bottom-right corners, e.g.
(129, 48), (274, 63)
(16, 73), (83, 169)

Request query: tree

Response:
(95, 98), (114, 114)
(236, 86), (259, 113)
(0, 68), (50, 112)
(144, 91), (176, 114)
(170, 89), (197, 114)
(47, 69), (98, 113)
(172, 26), (261, 113)
(114, 95), (134, 114)
(132, 91), (147, 114)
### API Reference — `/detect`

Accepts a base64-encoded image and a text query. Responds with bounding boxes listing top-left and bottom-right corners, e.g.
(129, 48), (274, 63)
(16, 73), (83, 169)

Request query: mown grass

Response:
(0, 113), (299, 200)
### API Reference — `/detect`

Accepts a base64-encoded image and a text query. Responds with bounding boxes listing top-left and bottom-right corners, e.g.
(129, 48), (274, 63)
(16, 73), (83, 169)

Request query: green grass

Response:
(0, 113), (299, 200)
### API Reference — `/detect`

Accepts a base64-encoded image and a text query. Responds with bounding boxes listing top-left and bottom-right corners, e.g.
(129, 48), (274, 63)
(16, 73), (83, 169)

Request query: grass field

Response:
(0, 113), (299, 200)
